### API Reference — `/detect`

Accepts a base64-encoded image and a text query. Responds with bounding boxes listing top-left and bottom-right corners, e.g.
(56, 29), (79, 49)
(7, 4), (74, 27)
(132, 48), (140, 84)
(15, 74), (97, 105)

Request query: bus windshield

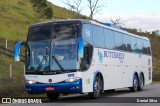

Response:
(27, 22), (81, 73)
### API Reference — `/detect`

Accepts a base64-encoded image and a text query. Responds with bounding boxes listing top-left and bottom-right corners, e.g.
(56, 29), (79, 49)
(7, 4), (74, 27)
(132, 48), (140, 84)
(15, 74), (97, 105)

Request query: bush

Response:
(153, 68), (160, 81)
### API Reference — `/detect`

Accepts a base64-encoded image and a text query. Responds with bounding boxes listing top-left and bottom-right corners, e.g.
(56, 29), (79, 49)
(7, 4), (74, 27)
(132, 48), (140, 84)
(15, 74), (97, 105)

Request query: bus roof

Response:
(31, 19), (150, 41)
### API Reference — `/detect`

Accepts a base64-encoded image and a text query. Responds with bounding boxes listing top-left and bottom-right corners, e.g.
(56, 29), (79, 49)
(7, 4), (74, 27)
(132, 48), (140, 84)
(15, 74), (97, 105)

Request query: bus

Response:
(14, 19), (152, 99)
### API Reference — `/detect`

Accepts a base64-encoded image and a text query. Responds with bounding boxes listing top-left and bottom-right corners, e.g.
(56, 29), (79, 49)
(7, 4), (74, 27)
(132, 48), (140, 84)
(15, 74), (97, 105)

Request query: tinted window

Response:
(143, 40), (147, 54)
(52, 23), (80, 40)
(80, 42), (93, 70)
(82, 24), (93, 44)
(104, 29), (115, 49)
(28, 25), (52, 41)
(131, 36), (137, 52)
(123, 34), (131, 51)
(92, 25), (105, 48)
(114, 32), (123, 50)
(146, 40), (151, 55)
(137, 38), (143, 53)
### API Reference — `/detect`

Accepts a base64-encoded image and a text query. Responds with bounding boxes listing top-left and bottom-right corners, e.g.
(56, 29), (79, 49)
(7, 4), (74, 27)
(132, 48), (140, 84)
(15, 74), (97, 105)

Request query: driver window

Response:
(80, 42), (93, 70)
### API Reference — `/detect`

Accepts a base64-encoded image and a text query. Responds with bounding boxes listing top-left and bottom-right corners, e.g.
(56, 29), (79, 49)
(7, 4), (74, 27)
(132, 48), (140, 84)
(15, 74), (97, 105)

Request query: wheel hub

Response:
(134, 78), (138, 89)
(94, 81), (100, 93)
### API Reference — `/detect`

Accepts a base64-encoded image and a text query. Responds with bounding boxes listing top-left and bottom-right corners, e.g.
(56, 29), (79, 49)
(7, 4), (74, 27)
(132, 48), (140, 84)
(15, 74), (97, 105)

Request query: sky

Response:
(47, 0), (160, 32)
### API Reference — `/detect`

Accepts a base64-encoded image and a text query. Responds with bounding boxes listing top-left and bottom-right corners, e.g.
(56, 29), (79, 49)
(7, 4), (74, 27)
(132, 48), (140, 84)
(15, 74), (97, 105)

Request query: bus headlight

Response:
(65, 77), (81, 83)
(26, 80), (37, 84)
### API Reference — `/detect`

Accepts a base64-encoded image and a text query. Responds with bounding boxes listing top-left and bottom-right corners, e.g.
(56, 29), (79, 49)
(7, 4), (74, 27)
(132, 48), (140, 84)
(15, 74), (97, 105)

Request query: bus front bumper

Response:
(26, 79), (82, 94)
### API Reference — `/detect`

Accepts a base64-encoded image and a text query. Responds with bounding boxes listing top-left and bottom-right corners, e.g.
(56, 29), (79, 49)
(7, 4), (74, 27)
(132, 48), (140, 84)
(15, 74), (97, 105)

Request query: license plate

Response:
(45, 87), (54, 91)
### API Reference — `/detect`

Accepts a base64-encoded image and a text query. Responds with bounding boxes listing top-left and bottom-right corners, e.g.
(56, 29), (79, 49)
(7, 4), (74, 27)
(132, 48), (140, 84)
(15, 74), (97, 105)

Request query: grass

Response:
(152, 67), (160, 81)
(0, 0), (36, 41)
(0, 0), (87, 41)
(0, 54), (46, 97)
(0, 54), (25, 96)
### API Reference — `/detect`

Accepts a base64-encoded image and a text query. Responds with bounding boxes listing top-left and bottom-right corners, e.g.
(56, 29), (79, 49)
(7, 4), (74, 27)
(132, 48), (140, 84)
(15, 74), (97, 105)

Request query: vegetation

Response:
(0, 54), (25, 96)
(63, 0), (106, 19)
(0, 0), (87, 41)
(31, 0), (53, 20)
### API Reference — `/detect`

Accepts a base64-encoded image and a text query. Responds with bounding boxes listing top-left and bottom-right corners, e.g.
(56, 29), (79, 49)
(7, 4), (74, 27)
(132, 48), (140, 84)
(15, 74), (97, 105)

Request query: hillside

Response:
(0, 0), (87, 41)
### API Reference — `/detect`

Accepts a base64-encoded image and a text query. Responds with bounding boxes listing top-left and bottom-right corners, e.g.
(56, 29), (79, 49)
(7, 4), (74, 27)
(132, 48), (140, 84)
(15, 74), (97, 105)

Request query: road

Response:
(4, 83), (160, 106)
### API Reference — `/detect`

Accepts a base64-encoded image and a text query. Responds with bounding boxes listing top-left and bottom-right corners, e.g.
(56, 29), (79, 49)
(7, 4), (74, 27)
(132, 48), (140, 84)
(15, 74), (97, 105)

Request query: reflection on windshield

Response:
(52, 23), (79, 39)
(28, 25), (52, 41)
(27, 22), (81, 72)
(27, 40), (50, 71)
(51, 23), (80, 71)
(51, 38), (78, 71)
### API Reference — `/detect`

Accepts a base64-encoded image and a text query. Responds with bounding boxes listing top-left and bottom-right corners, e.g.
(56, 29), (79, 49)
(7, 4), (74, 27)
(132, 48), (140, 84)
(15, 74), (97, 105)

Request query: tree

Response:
(30, 0), (53, 21)
(63, 0), (105, 19)
(109, 17), (125, 27)
(87, 0), (105, 19)
(44, 6), (53, 19)
(31, 0), (47, 18)
(63, 0), (82, 13)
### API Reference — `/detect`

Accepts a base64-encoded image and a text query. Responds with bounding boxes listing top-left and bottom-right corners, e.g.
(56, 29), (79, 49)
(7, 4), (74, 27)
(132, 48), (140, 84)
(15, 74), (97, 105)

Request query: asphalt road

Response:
(4, 83), (160, 106)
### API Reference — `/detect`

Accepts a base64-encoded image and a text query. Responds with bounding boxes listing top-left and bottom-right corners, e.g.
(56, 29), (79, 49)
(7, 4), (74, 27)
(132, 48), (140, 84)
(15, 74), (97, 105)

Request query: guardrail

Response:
(0, 47), (25, 62)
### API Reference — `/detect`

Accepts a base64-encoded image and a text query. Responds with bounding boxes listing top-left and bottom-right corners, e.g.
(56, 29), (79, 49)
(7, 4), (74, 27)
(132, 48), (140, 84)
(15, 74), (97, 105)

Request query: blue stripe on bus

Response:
(26, 79), (82, 94)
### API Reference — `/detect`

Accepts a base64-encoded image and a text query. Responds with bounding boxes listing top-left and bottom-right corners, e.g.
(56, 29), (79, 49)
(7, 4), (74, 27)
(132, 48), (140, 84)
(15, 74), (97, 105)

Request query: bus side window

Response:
(123, 34), (131, 51)
(146, 41), (151, 55)
(131, 36), (137, 53)
(137, 38), (143, 53)
(142, 40), (147, 54)
(114, 32), (123, 50)
(92, 25), (105, 48)
(104, 29), (115, 49)
(82, 24), (93, 45)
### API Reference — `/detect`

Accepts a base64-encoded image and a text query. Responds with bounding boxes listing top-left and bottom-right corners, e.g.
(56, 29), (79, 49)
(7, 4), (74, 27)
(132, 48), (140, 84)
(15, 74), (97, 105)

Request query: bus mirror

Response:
(78, 38), (84, 58)
(14, 42), (25, 61)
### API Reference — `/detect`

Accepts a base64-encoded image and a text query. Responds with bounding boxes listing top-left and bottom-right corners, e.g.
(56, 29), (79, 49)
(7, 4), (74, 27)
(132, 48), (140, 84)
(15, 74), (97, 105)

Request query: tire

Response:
(88, 76), (102, 99)
(130, 75), (138, 92)
(47, 93), (59, 100)
(138, 74), (144, 91)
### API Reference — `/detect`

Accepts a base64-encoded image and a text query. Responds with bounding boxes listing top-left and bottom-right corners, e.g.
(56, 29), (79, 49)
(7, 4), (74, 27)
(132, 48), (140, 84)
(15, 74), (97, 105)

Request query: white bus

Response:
(14, 19), (152, 99)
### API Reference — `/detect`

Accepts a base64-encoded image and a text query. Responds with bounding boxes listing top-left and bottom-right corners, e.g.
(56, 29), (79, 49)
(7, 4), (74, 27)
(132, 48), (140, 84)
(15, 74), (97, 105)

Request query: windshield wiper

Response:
(52, 56), (64, 71)
(36, 55), (47, 71)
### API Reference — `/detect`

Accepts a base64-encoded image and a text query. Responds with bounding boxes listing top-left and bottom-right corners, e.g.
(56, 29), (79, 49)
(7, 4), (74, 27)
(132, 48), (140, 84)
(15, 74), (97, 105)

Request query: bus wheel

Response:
(130, 75), (138, 92)
(47, 93), (59, 100)
(88, 76), (102, 99)
(138, 74), (144, 91)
